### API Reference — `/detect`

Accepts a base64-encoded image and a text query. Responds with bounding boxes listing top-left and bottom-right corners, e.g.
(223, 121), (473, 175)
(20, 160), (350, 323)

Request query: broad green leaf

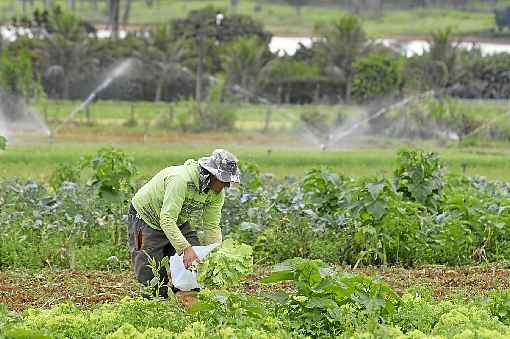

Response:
(305, 297), (338, 310)
(367, 180), (385, 200)
(260, 291), (290, 304)
(367, 199), (387, 220)
(188, 301), (214, 314)
(262, 270), (294, 283)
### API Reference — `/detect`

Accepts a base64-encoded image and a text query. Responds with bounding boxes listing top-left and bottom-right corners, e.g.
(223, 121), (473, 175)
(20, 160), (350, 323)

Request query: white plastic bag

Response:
(169, 243), (220, 291)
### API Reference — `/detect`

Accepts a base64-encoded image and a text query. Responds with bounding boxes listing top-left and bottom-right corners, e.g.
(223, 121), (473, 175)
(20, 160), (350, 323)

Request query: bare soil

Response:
(2, 264), (510, 311)
(0, 270), (139, 311)
(353, 263), (510, 298)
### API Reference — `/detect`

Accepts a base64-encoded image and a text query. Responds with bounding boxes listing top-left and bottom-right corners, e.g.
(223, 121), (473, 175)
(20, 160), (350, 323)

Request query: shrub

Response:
(49, 163), (81, 191)
(353, 53), (404, 102)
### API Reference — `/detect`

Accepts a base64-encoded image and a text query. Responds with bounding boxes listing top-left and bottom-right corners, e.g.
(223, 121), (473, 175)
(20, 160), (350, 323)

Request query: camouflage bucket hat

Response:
(198, 149), (241, 183)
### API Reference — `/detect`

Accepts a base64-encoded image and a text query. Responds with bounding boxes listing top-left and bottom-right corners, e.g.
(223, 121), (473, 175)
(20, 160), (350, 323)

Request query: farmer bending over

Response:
(127, 149), (240, 298)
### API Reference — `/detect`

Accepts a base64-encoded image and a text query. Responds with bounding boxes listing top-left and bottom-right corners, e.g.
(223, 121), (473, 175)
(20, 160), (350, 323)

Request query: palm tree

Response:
(315, 15), (368, 103)
(429, 28), (461, 84)
(37, 10), (97, 99)
(135, 24), (188, 102)
(108, 0), (120, 40)
(122, 0), (134, 26)
(406, 28), (462, 91)
(222, 36), (274, 101)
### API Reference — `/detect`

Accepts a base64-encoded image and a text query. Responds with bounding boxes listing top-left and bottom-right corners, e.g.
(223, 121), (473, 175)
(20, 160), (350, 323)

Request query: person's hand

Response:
(183, 246), (199, 270)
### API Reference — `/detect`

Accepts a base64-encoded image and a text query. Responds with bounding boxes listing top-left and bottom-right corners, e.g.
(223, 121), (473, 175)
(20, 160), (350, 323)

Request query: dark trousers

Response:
(127, 203), (200, 298)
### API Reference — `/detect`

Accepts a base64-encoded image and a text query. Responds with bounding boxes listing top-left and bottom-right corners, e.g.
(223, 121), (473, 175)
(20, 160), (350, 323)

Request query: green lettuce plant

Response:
(197, 239), (253, 289)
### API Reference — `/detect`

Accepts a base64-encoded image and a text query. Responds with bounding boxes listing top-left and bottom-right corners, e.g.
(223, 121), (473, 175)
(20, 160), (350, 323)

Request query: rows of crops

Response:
(2, 148), (510, 337)
(2, 148), (510, 270)
(3, 266), (510, 338)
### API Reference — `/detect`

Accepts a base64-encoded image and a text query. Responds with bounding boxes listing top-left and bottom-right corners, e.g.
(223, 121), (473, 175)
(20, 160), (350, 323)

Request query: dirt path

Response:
(0, 270), (139, 311)
(2, 264), (510, 311)
(354, 264), (510, 298)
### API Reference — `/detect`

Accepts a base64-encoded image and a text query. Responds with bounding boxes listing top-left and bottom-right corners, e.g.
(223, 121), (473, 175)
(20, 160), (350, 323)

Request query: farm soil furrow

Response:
(2, 265), (510, 311)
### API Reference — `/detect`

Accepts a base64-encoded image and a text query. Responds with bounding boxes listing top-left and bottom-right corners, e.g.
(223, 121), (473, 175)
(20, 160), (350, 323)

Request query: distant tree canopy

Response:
(171, 6), (271, 42)
(353, 53), (404, 101)
(36, 9), (98, 99)
(170, 6), (273, 99)
(223, 36), (274, 101)
(0, 48), (43, 120)
(135, 24), (188, 101)
(1, 7), (508, 104)
(0, 49), (37, 100)
(315, 15), (368, 102)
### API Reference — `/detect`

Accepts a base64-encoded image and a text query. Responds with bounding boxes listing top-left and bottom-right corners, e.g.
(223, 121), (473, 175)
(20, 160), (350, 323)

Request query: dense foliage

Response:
(353, 53), (404, 101)
(262, 257), (399, 337)
(81, 147), (137, 202)
(2, 148), (510, 270)
(3, 264), (510, 338)
(2, 8), (509, 106)
(226, 148), (510, 266)
(0, 147), (135, 270)
(0, 178), (127, 270)
(0, 49), (38, 100)
(2, 147), (510, 337)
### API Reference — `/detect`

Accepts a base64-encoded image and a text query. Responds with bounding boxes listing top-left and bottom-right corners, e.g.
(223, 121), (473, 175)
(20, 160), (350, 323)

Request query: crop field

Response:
(3, 0), (510, 336)
(3, 146), (510, 338)
(3, 99), (510, 338)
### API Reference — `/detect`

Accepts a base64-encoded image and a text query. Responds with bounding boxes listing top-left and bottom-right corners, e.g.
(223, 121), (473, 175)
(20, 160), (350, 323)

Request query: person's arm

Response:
(201, 191), (225, 244)
(160, 176), (190, 255)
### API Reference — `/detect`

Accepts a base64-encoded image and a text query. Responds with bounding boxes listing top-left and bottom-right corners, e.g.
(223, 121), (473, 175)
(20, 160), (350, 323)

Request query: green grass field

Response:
(34, 99), (362, 132)
(34, 98), (510, 130)
(3, 99), (510, 181)
(0, 0), (506, 36)
(2, 141), (510, 181)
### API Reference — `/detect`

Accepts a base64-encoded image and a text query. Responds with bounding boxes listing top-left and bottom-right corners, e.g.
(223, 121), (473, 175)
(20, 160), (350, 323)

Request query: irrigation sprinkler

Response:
(52, 59), (134, 135)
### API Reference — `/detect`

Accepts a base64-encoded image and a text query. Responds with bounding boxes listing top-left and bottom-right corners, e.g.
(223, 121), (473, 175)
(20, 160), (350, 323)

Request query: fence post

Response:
(43, 103), (48, 123)
(144, 118), (150, 142)
(263, 105), (272, 133)
(55, 100), (60, 122)
(168, 104), (174, 131)
(85, 105), (91, 124)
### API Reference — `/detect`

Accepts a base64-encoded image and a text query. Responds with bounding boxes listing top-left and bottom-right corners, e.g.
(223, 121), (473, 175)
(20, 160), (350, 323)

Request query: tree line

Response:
(1, 6), (509, 107)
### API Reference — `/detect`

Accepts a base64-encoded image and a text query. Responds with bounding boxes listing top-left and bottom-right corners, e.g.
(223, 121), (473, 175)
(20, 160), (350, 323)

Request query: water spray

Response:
(327, 91), (435, 147)
(0, 92), (51, 143)
(52, 59), (134, 135)
(464, 109), (510, 139)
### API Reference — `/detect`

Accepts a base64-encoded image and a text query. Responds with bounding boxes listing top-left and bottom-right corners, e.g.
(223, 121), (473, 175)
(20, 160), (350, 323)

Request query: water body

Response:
(2, 26), (510, 57)
(269, 36), (510, 56)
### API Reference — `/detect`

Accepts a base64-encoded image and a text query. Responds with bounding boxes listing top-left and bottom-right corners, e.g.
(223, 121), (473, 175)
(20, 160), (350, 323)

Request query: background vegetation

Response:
(1, 0), (510, 36)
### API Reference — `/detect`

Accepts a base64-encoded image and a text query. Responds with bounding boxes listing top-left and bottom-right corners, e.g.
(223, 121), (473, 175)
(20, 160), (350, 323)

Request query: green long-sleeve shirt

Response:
(132, 159), (224, 254)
